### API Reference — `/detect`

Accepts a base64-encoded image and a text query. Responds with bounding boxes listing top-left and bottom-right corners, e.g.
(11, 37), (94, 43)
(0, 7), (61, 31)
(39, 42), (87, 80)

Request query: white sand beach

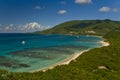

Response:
(92, 35), (110, 47)
(31, 40), (110, 73)
(31, 50), (89, 72)
(99, 41), (110, 47)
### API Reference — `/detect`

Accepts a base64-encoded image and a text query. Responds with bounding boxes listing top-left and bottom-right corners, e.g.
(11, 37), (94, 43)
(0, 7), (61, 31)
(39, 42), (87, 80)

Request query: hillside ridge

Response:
(36, 19), (120, 36)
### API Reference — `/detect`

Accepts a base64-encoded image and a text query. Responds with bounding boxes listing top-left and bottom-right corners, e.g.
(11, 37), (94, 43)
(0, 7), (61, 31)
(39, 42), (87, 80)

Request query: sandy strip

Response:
(58, 50), (89, 65)
(98, 41), (110, 47)
(30, 50), (89, 73)
(31, 40), (110, 73)
(91, 35), (110, 47)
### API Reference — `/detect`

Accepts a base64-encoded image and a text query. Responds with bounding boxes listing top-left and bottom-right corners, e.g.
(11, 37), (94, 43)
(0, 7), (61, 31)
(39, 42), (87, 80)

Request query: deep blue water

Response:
(0, 33), (102, 72)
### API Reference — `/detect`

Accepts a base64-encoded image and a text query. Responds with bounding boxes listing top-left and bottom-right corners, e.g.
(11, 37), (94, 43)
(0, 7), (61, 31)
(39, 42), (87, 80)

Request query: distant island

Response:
(0, 19), (120, 80)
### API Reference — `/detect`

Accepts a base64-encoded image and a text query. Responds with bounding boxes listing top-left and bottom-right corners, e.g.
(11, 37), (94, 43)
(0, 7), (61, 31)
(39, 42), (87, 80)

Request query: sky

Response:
(0, 0), (120, 33)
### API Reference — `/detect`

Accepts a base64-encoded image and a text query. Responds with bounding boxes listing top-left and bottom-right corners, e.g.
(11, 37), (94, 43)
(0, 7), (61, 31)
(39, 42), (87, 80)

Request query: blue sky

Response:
(0, 0), (120, 33)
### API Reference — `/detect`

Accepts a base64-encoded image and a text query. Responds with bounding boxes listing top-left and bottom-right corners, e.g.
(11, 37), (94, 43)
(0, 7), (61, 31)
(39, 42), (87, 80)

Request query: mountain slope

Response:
(37, 19), (120, 36)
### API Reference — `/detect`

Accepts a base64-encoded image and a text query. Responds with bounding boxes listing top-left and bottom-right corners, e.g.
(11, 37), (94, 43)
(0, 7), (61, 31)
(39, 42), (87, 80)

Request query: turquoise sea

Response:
(0, 33), (103, 72)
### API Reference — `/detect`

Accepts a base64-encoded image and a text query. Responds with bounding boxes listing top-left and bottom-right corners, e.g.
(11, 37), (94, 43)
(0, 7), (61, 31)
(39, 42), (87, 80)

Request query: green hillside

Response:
(37, 19), (120, 36)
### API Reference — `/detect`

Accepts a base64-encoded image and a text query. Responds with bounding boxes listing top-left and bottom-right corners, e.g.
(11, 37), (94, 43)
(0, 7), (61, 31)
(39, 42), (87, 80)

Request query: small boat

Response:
(22, 41), (26, 44)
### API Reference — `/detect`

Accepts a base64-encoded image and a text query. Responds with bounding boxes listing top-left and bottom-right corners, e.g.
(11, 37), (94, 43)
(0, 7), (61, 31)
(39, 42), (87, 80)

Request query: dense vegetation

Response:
(37, 19), (120, 36)
(0, 20), (120, 80)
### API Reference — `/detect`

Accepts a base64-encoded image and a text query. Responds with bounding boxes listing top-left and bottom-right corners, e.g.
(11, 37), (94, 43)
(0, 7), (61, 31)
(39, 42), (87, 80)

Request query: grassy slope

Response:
(37, 19), (120, 36)
(0, 20), (120, 80)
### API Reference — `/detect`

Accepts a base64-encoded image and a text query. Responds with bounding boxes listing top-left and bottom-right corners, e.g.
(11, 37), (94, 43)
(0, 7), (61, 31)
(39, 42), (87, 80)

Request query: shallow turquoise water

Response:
(0, 33), (102, 72)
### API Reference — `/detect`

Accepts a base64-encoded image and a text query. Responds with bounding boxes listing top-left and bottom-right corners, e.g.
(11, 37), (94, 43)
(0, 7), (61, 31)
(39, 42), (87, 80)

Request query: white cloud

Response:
(0, 24), (16, 32)
(5, 27), (10, 31)
(0, 22), (50, 33)
(0, 26), (2, 31)
(9, 24), (14, 27)
(0, 25), (3, 32)
(99, 6), (119, 12)
(112, 8), (118, 12)
(0, 24), (1, 31)
(34, 6), (45, 10)
(75, 0), (92, 4)
(99, 6), (110, 12)
(58, 10), (67, 14)
(19, 22), (51, 32)
(20, 22), (41, 32)
(4, 25), (16, 31)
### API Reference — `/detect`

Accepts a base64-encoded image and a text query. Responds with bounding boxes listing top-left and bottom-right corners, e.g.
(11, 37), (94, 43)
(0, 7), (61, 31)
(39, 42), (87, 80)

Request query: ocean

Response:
(0, 33), (102, 72)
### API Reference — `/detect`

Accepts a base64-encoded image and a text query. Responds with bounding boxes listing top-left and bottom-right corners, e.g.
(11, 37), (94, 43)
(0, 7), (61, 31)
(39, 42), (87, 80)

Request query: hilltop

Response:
(36, 19), (120, 36)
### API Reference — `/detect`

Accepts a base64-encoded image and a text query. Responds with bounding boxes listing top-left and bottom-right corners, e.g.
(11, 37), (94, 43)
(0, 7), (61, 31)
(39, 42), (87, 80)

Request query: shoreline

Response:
(31, 40), (110, 73)
(31, 50), (90, 73)
(98, 41), (110, 47)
